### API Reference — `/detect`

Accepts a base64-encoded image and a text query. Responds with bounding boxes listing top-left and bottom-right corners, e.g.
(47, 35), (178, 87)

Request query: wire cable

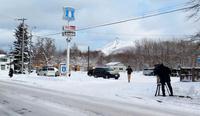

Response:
(76, 7), (189, 31)
(38, 5), (191, 37)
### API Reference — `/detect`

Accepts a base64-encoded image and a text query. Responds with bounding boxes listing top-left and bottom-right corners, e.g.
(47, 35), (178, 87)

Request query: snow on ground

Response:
(0, 70), (200, 112)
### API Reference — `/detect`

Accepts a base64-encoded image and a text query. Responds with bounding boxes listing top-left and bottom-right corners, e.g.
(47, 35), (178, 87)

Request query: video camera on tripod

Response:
(154, 64), (173, 96)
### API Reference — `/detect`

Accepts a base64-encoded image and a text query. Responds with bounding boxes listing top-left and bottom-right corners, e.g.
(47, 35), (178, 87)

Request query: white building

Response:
(0, 54), (13, 71)
(105, 62), (126, 72)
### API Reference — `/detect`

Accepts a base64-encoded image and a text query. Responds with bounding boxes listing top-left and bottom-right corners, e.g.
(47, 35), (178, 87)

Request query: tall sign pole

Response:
(63, 7), (75, 77)
(66, 21), (70, 76)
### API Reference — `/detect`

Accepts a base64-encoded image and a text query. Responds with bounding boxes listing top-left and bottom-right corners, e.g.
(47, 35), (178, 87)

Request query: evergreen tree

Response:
(0, 49), (6, 54)
(12, 23), (30, 73)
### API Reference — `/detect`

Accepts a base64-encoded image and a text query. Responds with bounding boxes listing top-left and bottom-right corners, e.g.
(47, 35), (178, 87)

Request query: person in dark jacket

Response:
(9, 68), (14, 78)
(126, 66), (133, 83)
(154, 64), (173, 96)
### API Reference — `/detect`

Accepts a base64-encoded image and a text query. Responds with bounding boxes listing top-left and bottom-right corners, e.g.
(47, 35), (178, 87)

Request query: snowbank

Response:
(0, 70), (200, 112)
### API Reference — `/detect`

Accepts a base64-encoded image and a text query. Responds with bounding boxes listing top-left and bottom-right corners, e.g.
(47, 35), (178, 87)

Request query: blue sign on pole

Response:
(60, 63), (67, 75)
(197, 57), (200, 63)
(62, 66), (66, 72)
(63, 7), (75, 21)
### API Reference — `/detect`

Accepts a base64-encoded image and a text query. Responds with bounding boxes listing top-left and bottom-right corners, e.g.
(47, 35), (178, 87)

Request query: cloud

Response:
(0, 29), (15, 51)
(0, 0), (199, 51)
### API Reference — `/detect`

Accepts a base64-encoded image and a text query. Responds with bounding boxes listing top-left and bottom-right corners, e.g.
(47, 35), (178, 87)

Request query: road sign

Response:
(62, 31), (76, 37)
(197, 57), (200, 63)
(60, 63), (67, 75)
(63, 26), (76, 31)
(63, 7), (75, 21)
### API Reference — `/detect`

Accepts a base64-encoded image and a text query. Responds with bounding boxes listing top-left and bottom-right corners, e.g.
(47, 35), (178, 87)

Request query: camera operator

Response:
(154, 64), (173, 96)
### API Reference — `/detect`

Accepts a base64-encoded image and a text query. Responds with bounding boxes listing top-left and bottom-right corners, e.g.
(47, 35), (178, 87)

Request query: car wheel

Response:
(115, 77), (119, 80)
(94, 75), (98, 78)
(105, 75), (109, 79)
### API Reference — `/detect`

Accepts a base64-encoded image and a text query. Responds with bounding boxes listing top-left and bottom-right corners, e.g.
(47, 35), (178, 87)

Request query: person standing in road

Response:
(154, 64), (173, 96)
(126, 66), (133, 83)
(9, 68), (14, 78)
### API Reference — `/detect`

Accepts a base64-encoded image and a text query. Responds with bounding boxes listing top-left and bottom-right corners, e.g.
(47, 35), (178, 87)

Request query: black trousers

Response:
(161, 82), (173, 96)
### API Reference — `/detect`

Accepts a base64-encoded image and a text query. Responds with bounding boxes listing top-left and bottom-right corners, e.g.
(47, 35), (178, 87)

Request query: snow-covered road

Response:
(0, 80), (199, 116)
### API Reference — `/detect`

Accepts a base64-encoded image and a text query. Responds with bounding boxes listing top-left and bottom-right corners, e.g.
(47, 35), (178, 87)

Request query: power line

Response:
(40, 5), (190, 37)
(77, 32), (192, 37)
(0, 13), (17, 20)
(76, 7), (189, 31)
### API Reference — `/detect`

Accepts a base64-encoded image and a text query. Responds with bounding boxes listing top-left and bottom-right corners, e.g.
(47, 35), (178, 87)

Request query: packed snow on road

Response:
(0, 70), (200, 116)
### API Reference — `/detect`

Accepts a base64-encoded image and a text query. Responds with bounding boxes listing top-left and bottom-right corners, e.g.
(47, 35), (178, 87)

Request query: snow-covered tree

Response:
(12, 23), (30, 73)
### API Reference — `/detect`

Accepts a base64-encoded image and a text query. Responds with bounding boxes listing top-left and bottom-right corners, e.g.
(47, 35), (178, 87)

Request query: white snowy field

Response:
(0, 70), (200, 114)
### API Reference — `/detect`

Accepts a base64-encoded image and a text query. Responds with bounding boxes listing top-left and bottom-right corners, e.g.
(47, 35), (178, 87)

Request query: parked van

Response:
(37, 66), (59, 77)
(143, 67), (155, 76)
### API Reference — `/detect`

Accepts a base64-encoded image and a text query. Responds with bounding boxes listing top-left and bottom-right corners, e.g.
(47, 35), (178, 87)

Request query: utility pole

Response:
(17, 18), (27, 74)
(87, 46), (90, 71)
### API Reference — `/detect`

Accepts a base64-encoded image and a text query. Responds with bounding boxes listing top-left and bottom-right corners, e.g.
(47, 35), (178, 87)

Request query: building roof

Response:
(0, 54), (6, 58)
(106, 62), (122, 66)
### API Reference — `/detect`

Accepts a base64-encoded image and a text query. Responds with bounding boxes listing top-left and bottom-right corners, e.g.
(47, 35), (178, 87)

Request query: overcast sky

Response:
(0, 0), (199, 52)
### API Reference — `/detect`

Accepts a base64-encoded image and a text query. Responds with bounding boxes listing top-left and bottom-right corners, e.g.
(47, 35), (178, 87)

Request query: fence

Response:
(180, 67), (200, 82)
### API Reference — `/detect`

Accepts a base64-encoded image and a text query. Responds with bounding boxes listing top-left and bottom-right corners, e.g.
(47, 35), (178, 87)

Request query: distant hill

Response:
(100, 40), (135, 55)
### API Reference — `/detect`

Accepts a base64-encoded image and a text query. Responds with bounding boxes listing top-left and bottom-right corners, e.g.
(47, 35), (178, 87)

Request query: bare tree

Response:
(32, 37), (56, 67)
(104, 38), (198, 70)
(187, 0), (200, 21)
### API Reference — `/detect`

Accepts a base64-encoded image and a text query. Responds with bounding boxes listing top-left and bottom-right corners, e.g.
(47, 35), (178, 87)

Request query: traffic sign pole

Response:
(66, 21), (70, 76)
(63, 7), (75, 77)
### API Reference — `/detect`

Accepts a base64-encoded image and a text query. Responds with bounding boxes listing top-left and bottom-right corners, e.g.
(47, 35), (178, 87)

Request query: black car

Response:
(87, 67), (120, 79)
(87, 69), (94, 76)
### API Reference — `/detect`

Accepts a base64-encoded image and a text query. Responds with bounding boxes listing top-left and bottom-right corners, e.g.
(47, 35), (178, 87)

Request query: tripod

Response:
(155, 83), (170, 96)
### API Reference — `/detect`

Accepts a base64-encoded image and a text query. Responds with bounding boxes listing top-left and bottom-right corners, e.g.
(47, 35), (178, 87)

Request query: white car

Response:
(37, 66), (59, 77)
(143, 68), (155, 76)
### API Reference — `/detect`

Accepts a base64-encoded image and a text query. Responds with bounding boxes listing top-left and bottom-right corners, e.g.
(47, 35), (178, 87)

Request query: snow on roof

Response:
(106, 62), (122, 66)
(181, 67), (200, 69)
(0, 54), (6, 58)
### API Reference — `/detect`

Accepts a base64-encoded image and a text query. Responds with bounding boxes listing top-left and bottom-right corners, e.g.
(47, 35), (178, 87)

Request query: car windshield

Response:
(104, 68), (113, 71)
(48, 67), (54, 71)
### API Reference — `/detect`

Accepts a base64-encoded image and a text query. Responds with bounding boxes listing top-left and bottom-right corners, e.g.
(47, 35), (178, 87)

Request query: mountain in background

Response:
(100, 39), (135, 55)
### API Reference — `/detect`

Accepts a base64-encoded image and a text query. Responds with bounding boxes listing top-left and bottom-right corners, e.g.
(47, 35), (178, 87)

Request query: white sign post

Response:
(63, 7), (75, 77)
(60, 63), (67, 75)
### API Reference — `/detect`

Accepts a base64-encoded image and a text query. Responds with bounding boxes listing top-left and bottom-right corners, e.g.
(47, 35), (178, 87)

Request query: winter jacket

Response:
(9, 68), (14, 77)
(126, 67), (133, 75)
(154, 64), (171, 83)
